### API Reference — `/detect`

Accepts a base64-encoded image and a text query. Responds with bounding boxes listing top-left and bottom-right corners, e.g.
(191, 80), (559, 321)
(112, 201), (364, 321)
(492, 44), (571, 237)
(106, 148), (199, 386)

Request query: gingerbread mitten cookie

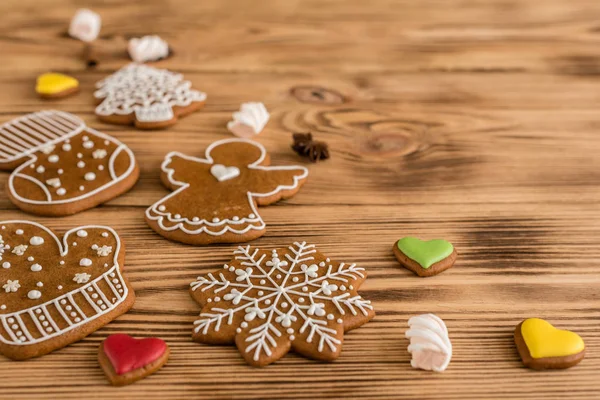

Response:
(189, 242), (375, 366)
(94, 64), (207, 129)
(146, 138), (308, 245)
(0, 221), (135, 360)
(0, 111), (139, 216)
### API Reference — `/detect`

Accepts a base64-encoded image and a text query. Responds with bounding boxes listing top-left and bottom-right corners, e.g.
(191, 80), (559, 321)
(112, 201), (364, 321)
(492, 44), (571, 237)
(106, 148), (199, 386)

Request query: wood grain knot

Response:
(357, 133), (421, 158)
(290, 86), (346, 104)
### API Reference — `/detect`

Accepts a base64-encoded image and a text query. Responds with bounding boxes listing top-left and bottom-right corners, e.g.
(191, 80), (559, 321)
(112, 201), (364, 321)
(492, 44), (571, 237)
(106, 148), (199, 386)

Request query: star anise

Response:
(291, 133), (330, 162)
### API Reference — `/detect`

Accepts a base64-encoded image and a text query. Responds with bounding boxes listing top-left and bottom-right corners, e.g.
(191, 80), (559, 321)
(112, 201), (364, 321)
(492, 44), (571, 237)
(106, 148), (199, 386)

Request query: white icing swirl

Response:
(405, 314), (452, 372)
(128, 35), (169, 63)
(69, 9), (101, 42)
(227, 102), (270, 138)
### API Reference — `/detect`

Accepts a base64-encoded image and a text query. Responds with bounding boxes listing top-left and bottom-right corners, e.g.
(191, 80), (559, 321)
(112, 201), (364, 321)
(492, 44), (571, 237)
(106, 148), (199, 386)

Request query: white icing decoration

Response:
(46, 178), (61, 188)
(73, 273), (91, 284)
(36, 165), (45, 173)
(77, 161), (85, 168)
(0, 305), (5, 310)
(92, 149), (107, 159)
(98, 165), (104, 171)
(48, 155), (59, 163)
(190, 242), (373, 362)
(79, 186), (85, 191)
(2, 262), (10, 269)
(79, 258), (93, 267)
(69, 9), (101, 42)
(406, 314), (452, 372)
(94, 64), (207, 123)
(146, 138), (308, 238)
(96, 245), (112, 257)
(3, 111), (137, 207)
(77, 153), (83, 158)
(102, 232), (109, 238)
(83, 140), (94, 149)
(16, 229), (23, 235)
(77, 230), (88, 237)
(12, 245), (27, 256)
(84, 172), (96, 181)
(210, 164), (240, 182)
(36, 282), (43, 287)
(0, 221), (128, 347)
(27, 290), (42, 300)
(3, 280), (20, 293)
(128, 35), (170, 63)
(57, 188), (66, 196)
(40, 145), (55, 155)
(30, 264), (42, 272)
(62, 143), (72, 151)
(227, 102), (270, 138)
(30, 236), (44, 245)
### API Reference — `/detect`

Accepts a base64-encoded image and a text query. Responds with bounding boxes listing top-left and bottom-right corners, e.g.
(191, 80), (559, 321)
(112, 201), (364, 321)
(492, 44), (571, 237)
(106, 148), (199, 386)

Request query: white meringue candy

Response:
(128, 35), (170, 63)
(69, 9), (101, 42)
(405, 313), (452, 372)
(227, 102), (270, 138)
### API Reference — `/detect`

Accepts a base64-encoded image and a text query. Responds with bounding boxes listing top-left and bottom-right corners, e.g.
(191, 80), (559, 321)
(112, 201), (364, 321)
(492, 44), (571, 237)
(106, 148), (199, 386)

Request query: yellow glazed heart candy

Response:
(521, 318), (584, 359)
(36, 73), (79, 96)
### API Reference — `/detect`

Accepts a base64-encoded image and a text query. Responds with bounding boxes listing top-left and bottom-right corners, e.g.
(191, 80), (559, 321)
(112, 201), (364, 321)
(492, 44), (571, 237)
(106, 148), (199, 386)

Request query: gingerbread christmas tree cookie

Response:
(0, 221), (135, 360)
(94, 64), (207, 129)
(189, 242), (375, 366)
(145, 138), (308, 245)
(0, 111), (139, 216)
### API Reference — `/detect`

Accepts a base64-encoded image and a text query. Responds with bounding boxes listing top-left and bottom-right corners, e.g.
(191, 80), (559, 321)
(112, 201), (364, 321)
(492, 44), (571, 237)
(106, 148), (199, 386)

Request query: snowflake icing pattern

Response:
(189, 242), (375, 366)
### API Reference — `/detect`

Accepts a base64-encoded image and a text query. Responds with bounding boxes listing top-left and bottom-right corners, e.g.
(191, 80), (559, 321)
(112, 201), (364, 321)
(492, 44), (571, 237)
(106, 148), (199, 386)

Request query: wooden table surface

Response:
(1, 0), (599, 398)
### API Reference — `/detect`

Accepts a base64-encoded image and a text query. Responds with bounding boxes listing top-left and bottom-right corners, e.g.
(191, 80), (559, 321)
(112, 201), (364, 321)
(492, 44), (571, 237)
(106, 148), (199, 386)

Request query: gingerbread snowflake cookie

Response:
(146, 138), (308, 245)
(189, 242), (375, 366)
(0, 111), (139, 216)
(0, 221), (135, 360)
(94, 64), (207, 129)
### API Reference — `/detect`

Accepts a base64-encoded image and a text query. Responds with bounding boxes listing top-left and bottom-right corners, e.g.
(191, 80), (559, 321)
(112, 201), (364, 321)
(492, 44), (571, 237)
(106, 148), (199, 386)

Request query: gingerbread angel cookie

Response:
(146, 138), (308, 245)
(94, 64), (207, 129)
(0, 110), (139, 216)
(0, 221), (135, 360)
(190, 242), (375, 366)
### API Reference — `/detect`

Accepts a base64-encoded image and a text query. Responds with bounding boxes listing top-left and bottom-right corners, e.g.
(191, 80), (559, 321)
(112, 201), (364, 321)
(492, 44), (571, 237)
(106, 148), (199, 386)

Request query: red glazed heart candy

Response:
(103, 334), (167, 375)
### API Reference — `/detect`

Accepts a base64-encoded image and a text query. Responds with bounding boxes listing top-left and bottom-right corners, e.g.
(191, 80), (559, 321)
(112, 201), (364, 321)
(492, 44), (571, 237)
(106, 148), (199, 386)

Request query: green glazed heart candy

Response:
(396, 237), (454, 269)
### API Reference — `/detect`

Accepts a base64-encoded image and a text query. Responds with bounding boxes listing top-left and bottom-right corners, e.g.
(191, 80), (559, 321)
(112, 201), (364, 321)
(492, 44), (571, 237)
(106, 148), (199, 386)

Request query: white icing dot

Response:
(319, 262), (325, 267)
(19, 336), (26, 341)
(101, 304), (107, 310)
(228, 266), (235, 272)
(241, 322), (248, 328)
(27, 256), (34, 261)
(35, 309), (42, 314)
(327, 314), (334, 320)
(2, 262), (10, 269)
(57, 285), (63, 290)
(96, 300), (103, 305)
(27, 290), (42, 300)
(84, 172), (96, 181)
(36, 282), (43, 287)
(276, 274), (282, 279)
(57, 188), (66, 196)
(337, 318), (343, 323)
(79, 186), (85, 191)
(77, 230), (88, 238)
(92, 293), (98, 299)
(258, 291), (264, 296)
(62, 143), (72, 151)
(326, 258), (330, 262)
(16, 229), (23, 235)
(30, 164), (34, 168)
(1, 226), (4, 229)
(340, 285), (346, 291)
(46, 328), (53, 332)
(30, 264), (42, 272)
(349, 285), (354, 290)
(281, 302), (288, 308)
(58, 169), (64, 174)
(157, 205), (166, 211)
(109, 273), (115, 277)
(60, 260), (65, 265)
(212, 218), (220, 223)
(36, 165), (45, 173)
(174, 214), (181, 219)
(0, 305), (5, 310)
(66, 305), (72, 310)
(30, 236), (44, 245)
(91, 244), (98, 250)
(98, 165), (104, 171)
(70, 312), (77, 317)
(102, 232), (109, 237)
(83, 136), (89, 141)
(83, 140), (94, 149)
(292, 277), (299, 282)
(192, 217), (200, 222)
(87, 287), (93, 292)
(214, 297), (221, 302)
(206, 298), (212, 303)
(287, 328), (294, 334)
(289, 335), (295, 340)
(249, 214), (256, 219)
(60, 300), (67, 305)
(73, 242), (77, 246)
(39, 316), (45, 321)
(11, 324), (18, 329)
(79, 258), (92, 267)
(302, 287), (308, 292)
(232, 216), (239, 221)
(77, 153), (83, 158)
(48, 155), (59, 163)
(77, 161), (85, 168)
(104, 140), (109, 145)
(236, 328), (242, 333)
(265, 299), (271, 305)
(74, 317), (81, 322)
(260, 280), (266, 285)
(7, 318), (14, 323)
